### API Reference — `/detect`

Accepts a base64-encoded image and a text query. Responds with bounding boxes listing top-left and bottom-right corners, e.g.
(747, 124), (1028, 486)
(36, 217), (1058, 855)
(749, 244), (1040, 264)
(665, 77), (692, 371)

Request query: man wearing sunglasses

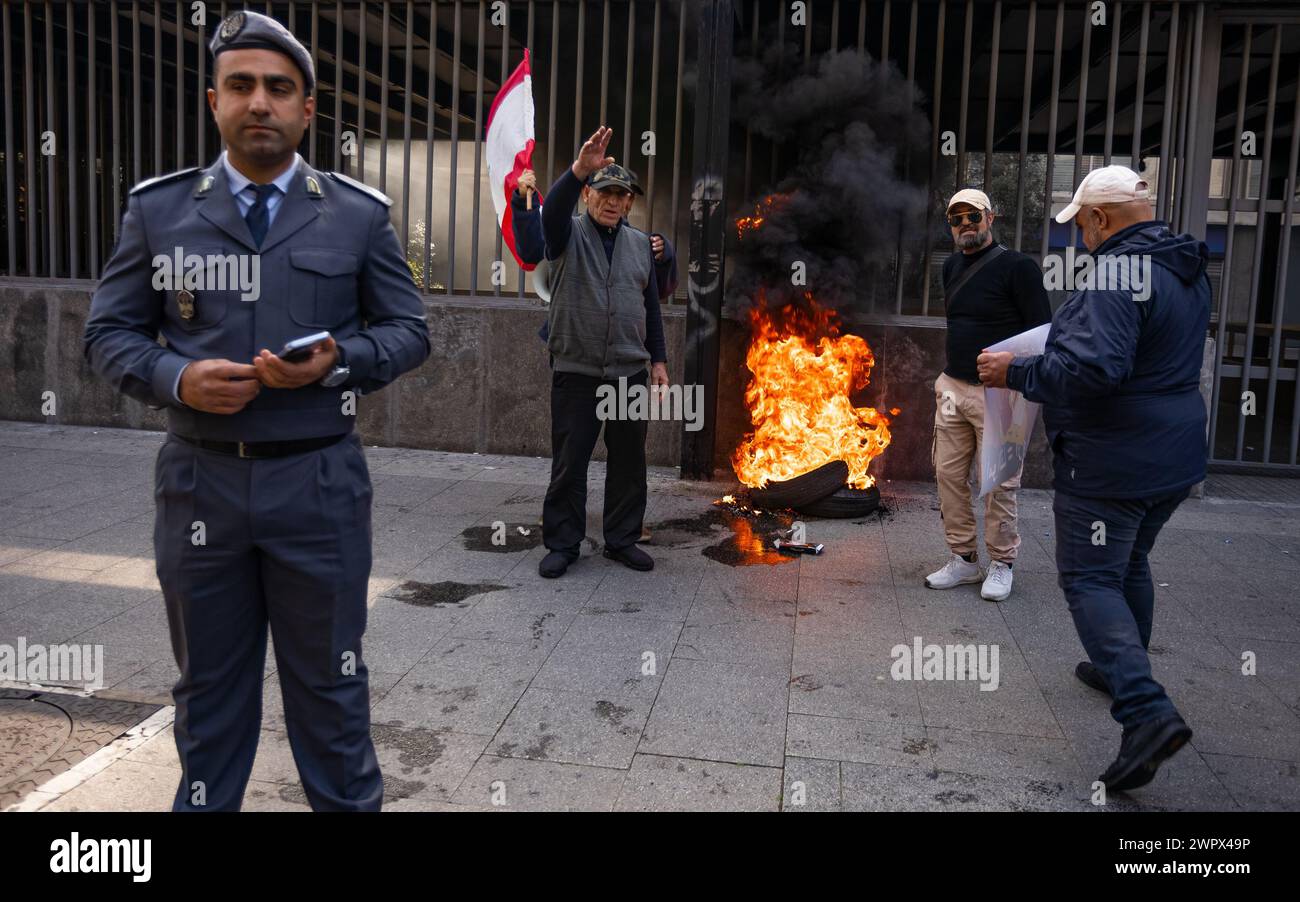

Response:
(925, 188), (1051, 602)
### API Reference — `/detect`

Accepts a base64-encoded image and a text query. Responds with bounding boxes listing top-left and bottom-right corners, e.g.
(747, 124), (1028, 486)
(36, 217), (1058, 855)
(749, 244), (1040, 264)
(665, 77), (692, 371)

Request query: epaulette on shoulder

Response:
(327, 171), (393, 207)
(129, 167), (202, 196)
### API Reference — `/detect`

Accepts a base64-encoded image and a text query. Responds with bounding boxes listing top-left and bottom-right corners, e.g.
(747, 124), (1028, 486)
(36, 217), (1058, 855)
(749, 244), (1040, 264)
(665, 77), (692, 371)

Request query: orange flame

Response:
(736, 194), (787, 238)
(732, 296), (894, 490)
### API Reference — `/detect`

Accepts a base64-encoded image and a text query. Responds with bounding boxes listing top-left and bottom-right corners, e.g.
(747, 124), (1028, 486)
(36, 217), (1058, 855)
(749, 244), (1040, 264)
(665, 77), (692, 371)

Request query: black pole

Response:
(679, 0), (734, 480)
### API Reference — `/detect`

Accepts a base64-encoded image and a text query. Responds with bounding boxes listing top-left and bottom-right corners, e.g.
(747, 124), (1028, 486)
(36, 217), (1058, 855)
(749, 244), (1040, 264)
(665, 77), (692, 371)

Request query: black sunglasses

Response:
(947, 210), (985, 227)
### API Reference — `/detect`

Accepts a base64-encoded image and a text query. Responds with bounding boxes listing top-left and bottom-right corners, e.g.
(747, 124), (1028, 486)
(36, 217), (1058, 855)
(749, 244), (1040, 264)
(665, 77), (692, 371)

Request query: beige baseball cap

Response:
(946, 188), (993, 213)
(1056, 165), (1151, 223)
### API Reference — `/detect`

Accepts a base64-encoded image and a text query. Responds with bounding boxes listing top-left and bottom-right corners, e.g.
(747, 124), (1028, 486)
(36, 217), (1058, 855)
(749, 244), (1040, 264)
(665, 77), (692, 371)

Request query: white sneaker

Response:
(980, 560), (1014, 602)
(924, 553), (983, 589)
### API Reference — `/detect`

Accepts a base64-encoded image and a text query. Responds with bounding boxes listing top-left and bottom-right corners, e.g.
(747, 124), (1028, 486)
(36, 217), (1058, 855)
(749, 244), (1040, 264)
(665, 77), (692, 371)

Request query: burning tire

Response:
(796, 485), (882, 519)
(746, 460), (848, 511)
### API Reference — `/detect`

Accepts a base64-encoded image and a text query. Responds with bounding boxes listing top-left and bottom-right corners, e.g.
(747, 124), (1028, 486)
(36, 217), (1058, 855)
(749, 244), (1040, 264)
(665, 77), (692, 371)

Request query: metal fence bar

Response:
(3, 1), (14, 275)
(920, 0), (945, 316)
(308, 1), (319, 165)
(857, 0), (865, 54)
(67, 1), (78, 277)
(1039, 1), (1063, 261)
(518, 0), (536, 298)
(333, 0), (342, 170)
(880, 0), (889, 61)
(1013, 0), (1035, 252)
(470, 0), (485, 293)
(496, 0), (508, 295)
(357, 0), (366, 178)
(1175, 3), (1204, 231)
(1233, 26), (1282, 461)
(24, 1), (36, 273)
(599, 0), (609, 123)
(646, 0), (661, 234)
(574, 0), (585, 160)
(545, 0), (557, 184)
(1103, 0), (1120, 163)
(197, 6), (205, 171)
(1130, 0), (1148, 166)
(742, 0), (756, 201)
(153, 0), (160, 178)
(983, 0), (1001, 192)
(401, 0), (413, 283)
(423, 0), (436, 291)
(88, 0), (98, 276)
(1156, 4), (1179, 223)
(1264, 75), (1300, 463)
(893, 0), (917, 312)
(1067, 7), (1092, 250)
(622, 0), (633, 163)
(174, 0), (182, 174)
(956, 0), (972, 188)
(132, 2), (140, 184)
(446, 0), (460, 291)
(379, 0), (389, 194)
(669, 5), (684, 273)
(46, 1), (57, 276)
(1207, 23), (1251, 459)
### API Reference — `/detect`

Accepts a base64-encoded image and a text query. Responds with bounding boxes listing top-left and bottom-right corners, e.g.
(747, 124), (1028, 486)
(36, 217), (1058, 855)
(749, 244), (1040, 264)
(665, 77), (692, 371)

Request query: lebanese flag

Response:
(486, 48), (540, 271)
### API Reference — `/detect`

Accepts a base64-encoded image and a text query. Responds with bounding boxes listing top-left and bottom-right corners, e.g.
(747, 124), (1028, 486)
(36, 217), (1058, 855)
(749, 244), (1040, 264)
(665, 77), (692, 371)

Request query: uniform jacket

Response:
(84, 156), (431, 442)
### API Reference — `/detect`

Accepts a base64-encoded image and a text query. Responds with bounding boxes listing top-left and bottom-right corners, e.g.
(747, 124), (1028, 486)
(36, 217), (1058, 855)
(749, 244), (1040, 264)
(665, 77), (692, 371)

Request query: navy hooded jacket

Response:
(1005, 220), (1211, 499)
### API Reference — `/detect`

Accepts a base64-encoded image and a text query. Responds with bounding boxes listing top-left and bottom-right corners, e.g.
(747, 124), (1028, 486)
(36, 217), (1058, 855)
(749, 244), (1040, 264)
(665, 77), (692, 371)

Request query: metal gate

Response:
(1204, 8), (1300, 473)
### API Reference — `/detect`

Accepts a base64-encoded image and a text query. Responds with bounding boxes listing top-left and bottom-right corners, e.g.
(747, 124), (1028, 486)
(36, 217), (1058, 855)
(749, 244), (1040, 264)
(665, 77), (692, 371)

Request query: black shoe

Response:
(539, 550), (577, 579)
(1075, 661), (1113, 697)
(1099, 714), (1193, 792)
(603, 544), (654, 571)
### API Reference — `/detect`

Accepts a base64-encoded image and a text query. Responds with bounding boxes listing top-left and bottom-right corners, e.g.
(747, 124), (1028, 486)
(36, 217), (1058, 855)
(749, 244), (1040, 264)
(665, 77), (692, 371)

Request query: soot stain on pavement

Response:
(646, 504), (796, 567)
(390, 580), (508, 607)
(371, 722), (448, 773)
(460, 523), (544, 552)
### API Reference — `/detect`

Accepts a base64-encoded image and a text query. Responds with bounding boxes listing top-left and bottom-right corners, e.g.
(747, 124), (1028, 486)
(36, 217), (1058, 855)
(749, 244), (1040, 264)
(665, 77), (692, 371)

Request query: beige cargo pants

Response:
(931, 371), (1022, 563)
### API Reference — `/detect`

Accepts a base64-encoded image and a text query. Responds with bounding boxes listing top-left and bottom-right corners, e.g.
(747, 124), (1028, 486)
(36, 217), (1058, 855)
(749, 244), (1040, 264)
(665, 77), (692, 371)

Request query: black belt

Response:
(171, 432), (347, 459)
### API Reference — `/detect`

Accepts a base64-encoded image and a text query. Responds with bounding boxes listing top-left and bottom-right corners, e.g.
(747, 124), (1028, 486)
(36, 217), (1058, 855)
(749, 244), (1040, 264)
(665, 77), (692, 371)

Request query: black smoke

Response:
(726, 46), (931, 318)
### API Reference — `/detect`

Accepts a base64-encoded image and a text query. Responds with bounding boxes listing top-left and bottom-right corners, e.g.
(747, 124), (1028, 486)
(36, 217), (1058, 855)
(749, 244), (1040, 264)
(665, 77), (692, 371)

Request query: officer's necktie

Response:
(244, 183), (279, 248)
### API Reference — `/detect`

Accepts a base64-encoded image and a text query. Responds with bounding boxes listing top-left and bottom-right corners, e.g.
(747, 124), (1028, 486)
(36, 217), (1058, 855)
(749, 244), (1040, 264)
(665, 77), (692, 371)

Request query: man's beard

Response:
(956, 226), (988, 250)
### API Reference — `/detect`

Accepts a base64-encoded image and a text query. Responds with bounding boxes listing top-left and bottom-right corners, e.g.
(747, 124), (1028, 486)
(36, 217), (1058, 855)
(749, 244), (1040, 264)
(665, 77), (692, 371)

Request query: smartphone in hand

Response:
(278, 331), (331, 363)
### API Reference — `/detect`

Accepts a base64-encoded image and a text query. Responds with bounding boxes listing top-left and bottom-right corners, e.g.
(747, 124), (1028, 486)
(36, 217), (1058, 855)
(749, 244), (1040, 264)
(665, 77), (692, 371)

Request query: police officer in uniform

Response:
(83, 11), (431, 811)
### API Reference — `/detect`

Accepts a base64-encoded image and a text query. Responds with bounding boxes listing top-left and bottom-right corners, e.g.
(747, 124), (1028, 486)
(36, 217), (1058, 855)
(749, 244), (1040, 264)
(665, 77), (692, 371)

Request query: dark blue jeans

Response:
(1053, 488), (1190, 729)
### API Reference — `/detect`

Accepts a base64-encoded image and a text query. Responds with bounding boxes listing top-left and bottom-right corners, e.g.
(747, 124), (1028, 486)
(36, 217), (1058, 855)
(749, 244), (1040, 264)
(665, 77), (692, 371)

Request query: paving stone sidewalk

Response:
(1, 420), (1298, 812)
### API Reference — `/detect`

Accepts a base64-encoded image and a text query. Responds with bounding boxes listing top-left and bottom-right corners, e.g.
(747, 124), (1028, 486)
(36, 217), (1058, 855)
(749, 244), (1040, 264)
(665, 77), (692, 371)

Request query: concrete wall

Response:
(0, 279), (689, 466)
(1, 278), (1124, 490)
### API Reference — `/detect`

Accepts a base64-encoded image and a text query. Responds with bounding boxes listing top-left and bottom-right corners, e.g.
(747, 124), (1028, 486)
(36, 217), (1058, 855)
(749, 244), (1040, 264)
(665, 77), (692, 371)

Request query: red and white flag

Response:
(486, 48), (540, 271)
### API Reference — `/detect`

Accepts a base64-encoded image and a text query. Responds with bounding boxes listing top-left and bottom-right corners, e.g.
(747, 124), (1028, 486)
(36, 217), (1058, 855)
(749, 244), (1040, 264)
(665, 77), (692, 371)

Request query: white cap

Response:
(1056, 165), (1151, 223)
(946, 188), (992, 213)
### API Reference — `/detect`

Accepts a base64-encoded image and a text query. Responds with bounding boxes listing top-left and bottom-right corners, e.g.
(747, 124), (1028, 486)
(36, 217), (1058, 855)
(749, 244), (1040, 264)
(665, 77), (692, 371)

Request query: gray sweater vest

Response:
(547, 214), (652, 379)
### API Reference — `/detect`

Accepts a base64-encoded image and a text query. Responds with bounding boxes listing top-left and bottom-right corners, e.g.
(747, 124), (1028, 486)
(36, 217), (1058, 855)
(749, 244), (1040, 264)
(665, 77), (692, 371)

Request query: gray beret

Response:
(209, 10), (315, 94)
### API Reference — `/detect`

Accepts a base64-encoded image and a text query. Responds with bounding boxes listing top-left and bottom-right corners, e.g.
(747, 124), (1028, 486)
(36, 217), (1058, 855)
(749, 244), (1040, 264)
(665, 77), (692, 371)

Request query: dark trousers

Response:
(154, 433), (383, 811)
(543, 369), (649, 555)
(1053, 487), (1190, 729)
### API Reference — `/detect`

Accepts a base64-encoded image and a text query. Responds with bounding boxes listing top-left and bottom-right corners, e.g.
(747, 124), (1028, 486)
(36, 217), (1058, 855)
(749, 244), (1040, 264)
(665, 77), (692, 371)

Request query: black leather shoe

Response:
(603, 544), (654, 571)
(1075, 661), (1113, 697)
(1099, 714), (1193, 792)
(539, 550), (577, 579)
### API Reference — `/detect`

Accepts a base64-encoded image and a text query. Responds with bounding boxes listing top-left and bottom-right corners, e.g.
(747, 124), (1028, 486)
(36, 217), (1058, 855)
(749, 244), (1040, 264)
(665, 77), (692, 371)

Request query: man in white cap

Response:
(925, 188), (1051, 601)
(977, 165), (1210, 792)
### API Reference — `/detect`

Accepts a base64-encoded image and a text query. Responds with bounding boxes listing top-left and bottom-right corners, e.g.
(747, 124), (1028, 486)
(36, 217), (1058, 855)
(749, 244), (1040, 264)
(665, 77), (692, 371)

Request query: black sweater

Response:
(941, 241), (1051, 383)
